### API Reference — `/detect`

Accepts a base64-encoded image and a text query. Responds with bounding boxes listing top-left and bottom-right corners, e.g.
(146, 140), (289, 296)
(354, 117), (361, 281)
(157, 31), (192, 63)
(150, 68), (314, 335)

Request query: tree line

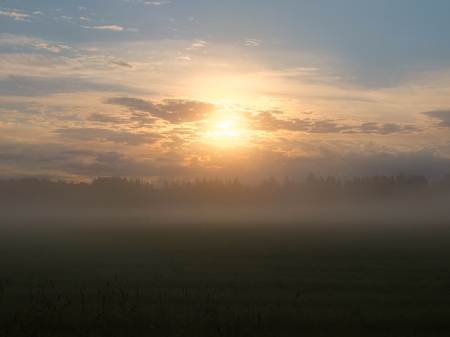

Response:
(0, 173), (449, 208)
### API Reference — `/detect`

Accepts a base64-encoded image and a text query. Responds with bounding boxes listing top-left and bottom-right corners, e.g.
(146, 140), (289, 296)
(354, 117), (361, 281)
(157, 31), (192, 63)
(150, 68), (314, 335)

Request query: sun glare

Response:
(211, 119), (243, 137)
(215, 120), (235, 130)
(202, 116), (247, 146)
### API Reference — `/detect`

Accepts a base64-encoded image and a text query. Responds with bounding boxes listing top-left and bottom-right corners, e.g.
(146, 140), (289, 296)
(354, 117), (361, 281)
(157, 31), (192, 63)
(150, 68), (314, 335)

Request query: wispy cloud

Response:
(33, 42), (61, 53)
(247, 110), (420, 135)
(81, 47), (99, 52)
(87, 113), (128, 124)
(245, 39), (260, 47)
(82, 25), (124, 31)
(0, 10), (29, 21)
(55, 128), (163, 146)
(0, 33), (38, 45)
(110, 60), (136, 69)
(187, 40), (207, 50)
(423, 110), (450, 127)
(144, 1), (171, 5)
(106, 97), (216, 124)
(0, 53), (82, 79)
(0, 34), (64, 53)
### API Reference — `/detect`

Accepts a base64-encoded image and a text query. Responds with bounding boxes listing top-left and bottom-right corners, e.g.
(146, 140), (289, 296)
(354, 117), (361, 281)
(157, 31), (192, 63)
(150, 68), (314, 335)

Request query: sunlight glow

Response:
(202, 116), (248, 146)
(212, 119), (240, 137)
(210, 119), (243, 138)
(215, 120), (235, 130)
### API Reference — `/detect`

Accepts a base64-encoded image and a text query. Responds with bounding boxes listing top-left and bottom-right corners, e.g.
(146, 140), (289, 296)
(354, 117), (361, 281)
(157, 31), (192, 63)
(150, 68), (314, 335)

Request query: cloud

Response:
(155, 151), (185, 163)
(0, 34), (64, 53)
(106, 97), (216, 124)
(356, 122), (419, 135)
(33, 11), (44, 15)
(0, 53), (82, 79)
(127, 27), (139, 32)
(0, 77), (129, 97)
(87, 113), (128, 124)
(81, 47), (98, 52)
(0, 142), (95, 179)
(110, 60), (135, 69)
(0, 33), (39, 45)
(79, 7), (86, 10)
(105, 98), (419, 134)
(423, 110), (450, 127)
(144, 1), (171, 5)
(0, 10), (29, 21)
(270, 146), (450, 182)
(187, 40), (207, 50)
(0, 135), (448, 183)
(55, 128), (163, 146)
(245, 39), (260, 47)
(247, 111), (310, 132)
(246, 111), (420, 135)
(0, 141), (191, 180)
(56, 151), (192, 178)
(62, 107), (156, 131)
(79, 16), (91, 21)
(82, 25), (124, 31)
(33, 42), (61, 53)
(95, 151), (126, 163)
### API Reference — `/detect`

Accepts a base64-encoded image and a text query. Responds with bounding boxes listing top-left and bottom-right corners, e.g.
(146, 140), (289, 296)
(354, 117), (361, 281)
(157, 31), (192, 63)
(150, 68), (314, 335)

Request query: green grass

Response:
(1, 218), (450, 336)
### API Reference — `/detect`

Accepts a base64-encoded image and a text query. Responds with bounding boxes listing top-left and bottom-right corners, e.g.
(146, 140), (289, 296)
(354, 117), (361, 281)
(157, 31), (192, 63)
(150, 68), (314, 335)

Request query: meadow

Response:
(1, 216), (450, 336)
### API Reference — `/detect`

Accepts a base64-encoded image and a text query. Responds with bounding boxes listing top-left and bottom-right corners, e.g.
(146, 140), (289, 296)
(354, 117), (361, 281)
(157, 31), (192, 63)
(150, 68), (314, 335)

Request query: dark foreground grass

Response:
(1, 217), (450, 336)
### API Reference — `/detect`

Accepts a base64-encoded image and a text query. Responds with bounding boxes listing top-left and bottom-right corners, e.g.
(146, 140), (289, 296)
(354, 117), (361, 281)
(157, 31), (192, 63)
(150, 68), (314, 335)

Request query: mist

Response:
(1, 173), (449, 227)
(1, 176), (450, 336)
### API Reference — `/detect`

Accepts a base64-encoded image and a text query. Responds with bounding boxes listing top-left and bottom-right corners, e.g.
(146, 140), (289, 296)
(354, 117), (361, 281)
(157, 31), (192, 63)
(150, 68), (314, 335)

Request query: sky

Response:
(1, 0), (450, 185)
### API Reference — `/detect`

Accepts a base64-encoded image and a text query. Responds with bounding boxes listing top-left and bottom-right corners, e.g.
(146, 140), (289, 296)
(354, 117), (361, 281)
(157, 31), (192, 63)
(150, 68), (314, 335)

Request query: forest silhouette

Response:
(0, 173), (449, 210)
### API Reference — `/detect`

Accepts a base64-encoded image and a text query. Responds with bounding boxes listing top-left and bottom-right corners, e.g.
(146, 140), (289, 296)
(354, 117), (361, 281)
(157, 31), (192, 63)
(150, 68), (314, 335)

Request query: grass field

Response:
(1, 216), (450, 336)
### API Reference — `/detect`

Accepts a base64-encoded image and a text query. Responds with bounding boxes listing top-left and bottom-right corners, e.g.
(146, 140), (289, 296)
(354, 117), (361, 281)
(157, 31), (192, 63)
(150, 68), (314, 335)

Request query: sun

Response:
(211, 119), (241, 137)
(200, 105), (249, 146)
(215, 120), (234, 129)
(215, 120), (235, 131)
(201, 116), (247, 146)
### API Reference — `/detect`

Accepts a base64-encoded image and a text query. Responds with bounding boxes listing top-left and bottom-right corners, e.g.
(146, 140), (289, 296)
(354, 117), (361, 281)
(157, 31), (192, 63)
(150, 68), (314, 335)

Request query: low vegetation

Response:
(1, 218), (450, 336)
